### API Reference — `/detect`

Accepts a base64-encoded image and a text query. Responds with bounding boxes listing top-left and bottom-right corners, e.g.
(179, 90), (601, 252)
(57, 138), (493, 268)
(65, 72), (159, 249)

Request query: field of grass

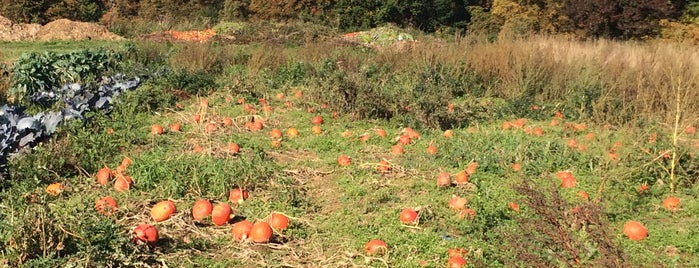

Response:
(1, 27), (699, 267)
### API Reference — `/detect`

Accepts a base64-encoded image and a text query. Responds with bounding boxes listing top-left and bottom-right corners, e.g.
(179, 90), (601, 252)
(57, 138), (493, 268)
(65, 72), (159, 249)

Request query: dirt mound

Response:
(0, 15), (41, 41)
(0, 16), (11, 27)
(0, 16), (123, 41)
(35, 19), (123, 41)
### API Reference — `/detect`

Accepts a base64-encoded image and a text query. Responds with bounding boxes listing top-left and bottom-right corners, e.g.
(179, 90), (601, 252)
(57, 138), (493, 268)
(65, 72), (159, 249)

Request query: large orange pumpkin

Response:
(191, 199), (213, 221)
(211, 203), (232, 226)
(249, 221), (273, 243)
(151, 200), (176, 222)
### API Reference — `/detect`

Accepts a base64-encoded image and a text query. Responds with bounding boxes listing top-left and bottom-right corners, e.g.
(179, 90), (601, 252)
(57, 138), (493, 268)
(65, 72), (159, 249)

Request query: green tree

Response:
(45, 0), (107, 22)
(220, 0), (250, 21)
(247, 0), (318, 21)
(0, 0), (55, 23)
(682, 0), (699, 23)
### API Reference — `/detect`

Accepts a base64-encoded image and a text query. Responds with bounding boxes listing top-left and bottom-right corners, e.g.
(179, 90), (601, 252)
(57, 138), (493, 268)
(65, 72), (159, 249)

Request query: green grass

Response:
(1, 39), (699, 267)
(0, 40), (129, 63)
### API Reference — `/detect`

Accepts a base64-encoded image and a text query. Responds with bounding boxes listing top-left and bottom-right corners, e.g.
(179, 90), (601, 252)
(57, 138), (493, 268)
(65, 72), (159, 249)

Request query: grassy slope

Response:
(1, 40), (699, 267)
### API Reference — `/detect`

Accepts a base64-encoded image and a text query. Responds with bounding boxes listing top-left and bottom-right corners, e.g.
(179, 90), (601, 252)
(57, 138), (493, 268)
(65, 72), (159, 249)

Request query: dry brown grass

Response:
(374, 35), (699, 126)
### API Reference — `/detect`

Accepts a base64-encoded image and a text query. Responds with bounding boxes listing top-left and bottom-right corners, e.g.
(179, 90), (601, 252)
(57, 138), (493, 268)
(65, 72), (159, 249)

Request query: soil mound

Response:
(0, 16), (123, 41)
(0, 16), (41, 41)
(35, 19), (123, 41)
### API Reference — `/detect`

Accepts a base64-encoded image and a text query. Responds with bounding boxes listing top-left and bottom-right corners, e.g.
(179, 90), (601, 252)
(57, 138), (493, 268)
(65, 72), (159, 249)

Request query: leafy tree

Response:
(490, 0), (567, 37)
(45, 0), (106, 22)
(682, 0), (699, 23)
(562, 0), (686, 39)
(247, 0), (319, 21)
(0, 0), (55, 23)
(328, 0), (470, 32)
(330, 0), (383, 31)
(220, 0), (251, 21)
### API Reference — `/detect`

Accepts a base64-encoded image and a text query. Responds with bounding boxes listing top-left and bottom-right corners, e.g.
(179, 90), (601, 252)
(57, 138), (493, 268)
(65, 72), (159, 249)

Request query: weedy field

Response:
(1, 27), (699, 267)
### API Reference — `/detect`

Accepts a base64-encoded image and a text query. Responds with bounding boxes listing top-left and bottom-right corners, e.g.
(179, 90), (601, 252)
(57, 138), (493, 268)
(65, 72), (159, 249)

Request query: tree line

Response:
(1, 0), (698, 40)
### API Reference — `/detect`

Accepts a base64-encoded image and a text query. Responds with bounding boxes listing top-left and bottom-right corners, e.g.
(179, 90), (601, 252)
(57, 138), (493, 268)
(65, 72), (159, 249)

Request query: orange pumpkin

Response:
(453, 171), (468, 185)
(229, 188), (249, 204)
(169, 122), (181, 132)
(222, 117), (233, 127)
(390, 145), (404, 155)
(95, 196), (118, 216)
(436, 172), (452, 187)
(133, 224), (158, 245)
(447, 256), (467, 268)
(448, 196), (467, 211)
(191, 199), (213, 221)
(337, 155), (351, 167)
(95, 167), (111, 185)
(150, 124), (164, 135)
(151, 200), (176, 222)
(623, 221), (647, 241)
(270, 128), (283, 139)
(399, 208), (419, 225)
(426, 144), (438, 155)
(231, 220), (253, 241)
(286, 128), (299, 138)
(211, 203), (232, 226)
(204, 122), (217, 133)
(662, 196), (680, 211)
(443, 129), (454, 138)
(269, 213), (290, 231)
(365, 239), (388, 255)
(377, 160), (391, 173)
(114, 176), (132, 192)
(249, 221), (273, 243)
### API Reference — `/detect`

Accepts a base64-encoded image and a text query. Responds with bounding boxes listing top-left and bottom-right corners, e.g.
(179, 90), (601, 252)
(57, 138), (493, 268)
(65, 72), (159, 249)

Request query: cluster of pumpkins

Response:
(128, 190), (290, 245)
(90, 158), (290, 246)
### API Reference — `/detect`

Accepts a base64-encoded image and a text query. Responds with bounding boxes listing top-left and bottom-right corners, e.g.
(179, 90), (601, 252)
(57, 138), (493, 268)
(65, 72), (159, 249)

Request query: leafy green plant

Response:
(9, 48), (124, 104)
